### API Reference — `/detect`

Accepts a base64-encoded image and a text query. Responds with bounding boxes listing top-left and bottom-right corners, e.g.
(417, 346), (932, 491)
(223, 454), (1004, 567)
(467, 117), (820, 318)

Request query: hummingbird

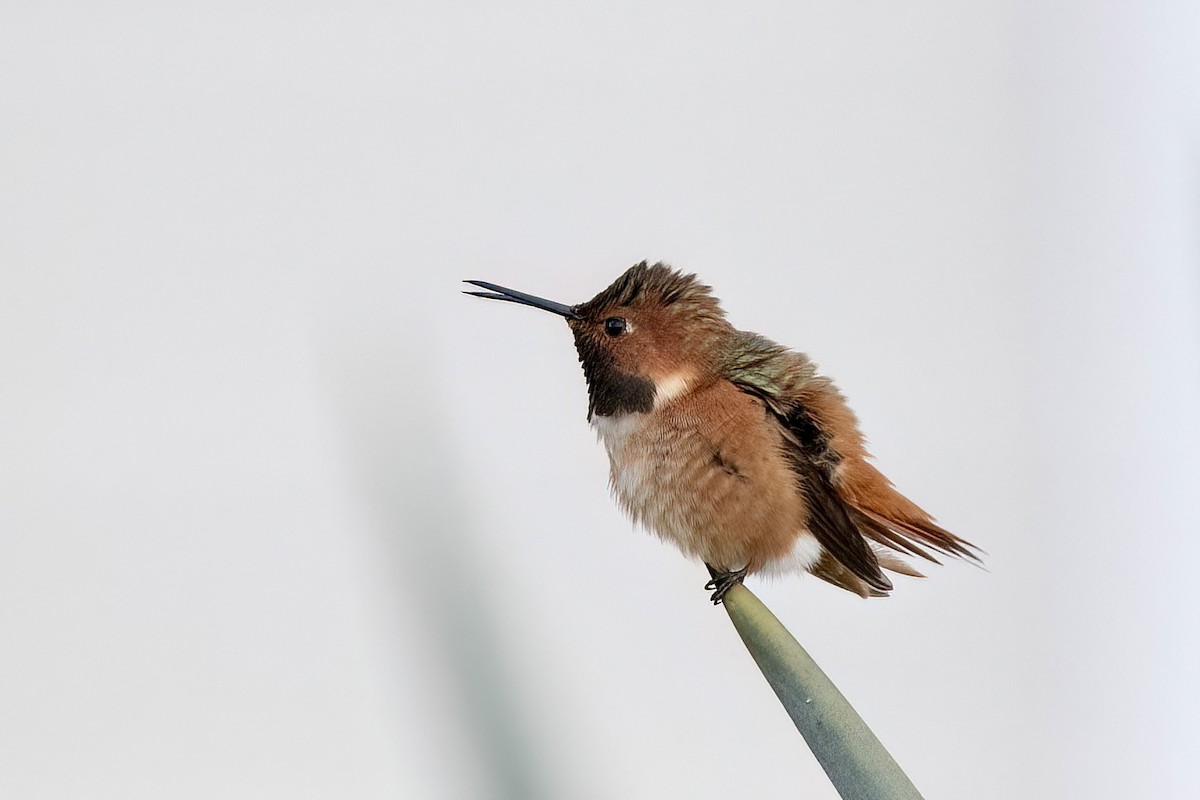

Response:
(466, 261), (979, 603)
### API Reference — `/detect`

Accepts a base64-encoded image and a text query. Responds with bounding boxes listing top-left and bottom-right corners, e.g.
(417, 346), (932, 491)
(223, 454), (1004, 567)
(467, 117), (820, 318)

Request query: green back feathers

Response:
(723, 332), (819, 415)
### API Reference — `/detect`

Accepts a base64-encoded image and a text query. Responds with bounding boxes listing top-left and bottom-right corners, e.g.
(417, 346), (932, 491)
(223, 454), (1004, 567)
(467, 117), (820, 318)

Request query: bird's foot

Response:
(704, 563), (749, 605)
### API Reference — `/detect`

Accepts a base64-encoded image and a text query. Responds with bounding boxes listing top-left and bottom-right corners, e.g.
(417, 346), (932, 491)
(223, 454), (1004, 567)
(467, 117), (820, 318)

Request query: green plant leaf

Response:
(722, 584), (925, 800)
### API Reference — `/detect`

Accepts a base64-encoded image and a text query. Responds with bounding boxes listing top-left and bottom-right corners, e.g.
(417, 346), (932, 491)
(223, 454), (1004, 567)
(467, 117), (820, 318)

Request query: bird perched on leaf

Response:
(466, 262), (979, 603)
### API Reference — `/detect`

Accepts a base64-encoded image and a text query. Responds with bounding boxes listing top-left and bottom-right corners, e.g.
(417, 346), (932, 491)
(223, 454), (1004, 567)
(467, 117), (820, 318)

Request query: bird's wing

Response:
(725, 333), (892, 593)
(726, 331), (980, 594)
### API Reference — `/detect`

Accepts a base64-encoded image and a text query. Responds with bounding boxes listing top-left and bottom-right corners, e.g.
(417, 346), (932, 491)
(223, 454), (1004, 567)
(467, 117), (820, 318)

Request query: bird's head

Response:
(467, 261), (732, 419)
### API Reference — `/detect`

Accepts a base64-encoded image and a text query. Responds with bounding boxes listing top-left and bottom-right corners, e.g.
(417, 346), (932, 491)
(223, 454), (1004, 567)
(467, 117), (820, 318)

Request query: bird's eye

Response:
(603, 317), (627, 337)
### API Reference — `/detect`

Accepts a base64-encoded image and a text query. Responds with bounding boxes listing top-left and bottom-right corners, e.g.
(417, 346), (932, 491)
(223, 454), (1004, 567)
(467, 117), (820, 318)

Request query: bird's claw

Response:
(704, 563), (749, 605)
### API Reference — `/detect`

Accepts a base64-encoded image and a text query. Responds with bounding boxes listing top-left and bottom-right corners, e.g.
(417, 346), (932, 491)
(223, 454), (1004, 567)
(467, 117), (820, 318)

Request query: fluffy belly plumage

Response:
(592, 409), (822, 575)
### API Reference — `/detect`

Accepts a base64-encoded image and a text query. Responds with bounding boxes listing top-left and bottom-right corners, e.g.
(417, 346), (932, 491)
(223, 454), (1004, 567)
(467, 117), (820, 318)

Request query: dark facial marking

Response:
(591, 370), (655, 417)
(572, 330), (654, 419)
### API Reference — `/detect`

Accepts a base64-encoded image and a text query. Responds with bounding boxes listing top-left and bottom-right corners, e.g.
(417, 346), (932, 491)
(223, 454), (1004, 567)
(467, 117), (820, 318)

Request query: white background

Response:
(3, 2), (1198, 798)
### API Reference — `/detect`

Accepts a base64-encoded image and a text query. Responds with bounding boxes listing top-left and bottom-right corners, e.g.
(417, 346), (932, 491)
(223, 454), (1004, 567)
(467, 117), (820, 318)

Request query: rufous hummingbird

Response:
(466, 261), (979, 603)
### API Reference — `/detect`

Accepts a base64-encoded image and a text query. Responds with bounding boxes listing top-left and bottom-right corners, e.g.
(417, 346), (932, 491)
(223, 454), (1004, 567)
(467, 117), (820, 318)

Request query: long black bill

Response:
(464, 280), (580, 319)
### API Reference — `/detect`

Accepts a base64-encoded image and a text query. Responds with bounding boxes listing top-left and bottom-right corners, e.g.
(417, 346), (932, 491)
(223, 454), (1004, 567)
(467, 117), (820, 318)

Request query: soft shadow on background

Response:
(2, 3), (1198, 798)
